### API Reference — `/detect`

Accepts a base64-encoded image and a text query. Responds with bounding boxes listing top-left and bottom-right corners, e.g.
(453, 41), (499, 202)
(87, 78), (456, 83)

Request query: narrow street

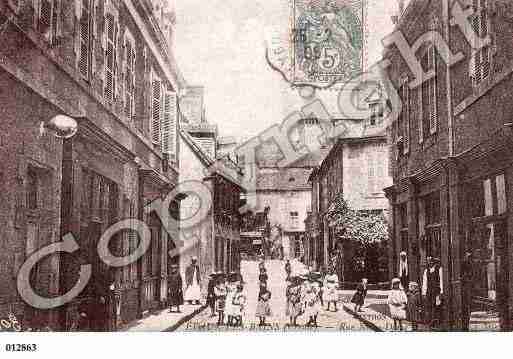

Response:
(178, 260), (371, 332)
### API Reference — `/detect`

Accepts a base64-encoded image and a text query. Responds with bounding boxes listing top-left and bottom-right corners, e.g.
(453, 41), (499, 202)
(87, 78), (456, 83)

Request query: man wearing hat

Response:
(185, 257), (202, 305)
(422, 257), (443, 328)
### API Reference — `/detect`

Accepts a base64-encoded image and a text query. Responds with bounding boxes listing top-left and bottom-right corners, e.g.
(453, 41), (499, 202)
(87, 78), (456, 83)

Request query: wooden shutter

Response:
(104, 14), (116, 101)
(151, 76), (162, 144)
(161, 91), (177, 160)
(403, 83), (410, 154)
(429, 46), (438, 134)
(124, 39), (135, 119)
(79, 0), (91, 78)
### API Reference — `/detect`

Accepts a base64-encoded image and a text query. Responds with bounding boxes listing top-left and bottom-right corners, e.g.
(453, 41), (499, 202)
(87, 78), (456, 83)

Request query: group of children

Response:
(387, 278), (422, 331)
(285, 273), (324, 327)
(207, 272), (247, 327)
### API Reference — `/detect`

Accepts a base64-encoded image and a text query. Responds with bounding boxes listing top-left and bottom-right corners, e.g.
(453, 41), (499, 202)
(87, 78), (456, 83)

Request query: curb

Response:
(342, 304), (383, 332)
(163, 305), (207, 332)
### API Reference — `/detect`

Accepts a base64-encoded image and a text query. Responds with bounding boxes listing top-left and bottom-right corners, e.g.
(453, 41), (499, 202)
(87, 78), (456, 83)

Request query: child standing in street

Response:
(232, 284), (247, 327)
(388, 278), (408, 331)
(214, 275), (227, 326)
(407, 281), (422, 331)
(255, 281), (272, 326)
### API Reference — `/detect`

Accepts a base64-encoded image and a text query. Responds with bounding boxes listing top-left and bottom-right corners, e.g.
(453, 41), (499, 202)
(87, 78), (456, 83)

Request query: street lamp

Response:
(39, 115), (78, 139)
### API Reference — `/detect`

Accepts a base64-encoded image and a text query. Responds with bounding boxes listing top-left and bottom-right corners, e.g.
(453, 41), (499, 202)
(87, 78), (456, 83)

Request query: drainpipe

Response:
(443, 0), (455, 329)
(444, 0), (455, 157)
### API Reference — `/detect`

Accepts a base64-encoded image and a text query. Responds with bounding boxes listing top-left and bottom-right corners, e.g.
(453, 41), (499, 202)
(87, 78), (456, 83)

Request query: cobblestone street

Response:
(177, 260), (371, 332)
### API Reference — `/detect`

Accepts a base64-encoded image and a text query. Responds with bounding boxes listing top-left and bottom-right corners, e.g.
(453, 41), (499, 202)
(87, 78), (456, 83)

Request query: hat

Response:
(192, 256), (198, 261)
(400, 251), (407, 256)
(391, 278), (401, 285)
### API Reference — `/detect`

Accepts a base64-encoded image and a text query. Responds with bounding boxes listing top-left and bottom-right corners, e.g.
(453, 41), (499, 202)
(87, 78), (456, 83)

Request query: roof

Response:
(180, 130), (245, 190)
(256, 167), (312, 191)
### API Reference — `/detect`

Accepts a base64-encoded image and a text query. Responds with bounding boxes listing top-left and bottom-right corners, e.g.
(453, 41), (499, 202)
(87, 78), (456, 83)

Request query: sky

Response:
(173, 0), (403, 140)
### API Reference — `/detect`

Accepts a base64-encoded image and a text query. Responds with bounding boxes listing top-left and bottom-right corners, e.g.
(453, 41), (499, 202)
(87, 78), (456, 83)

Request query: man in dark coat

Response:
(461, 251), (474, 331)
(206, 272), (217, 317)
(90, 268), (115, 331)
(168, 265), (184, 313)
(185, 257), (201, 305)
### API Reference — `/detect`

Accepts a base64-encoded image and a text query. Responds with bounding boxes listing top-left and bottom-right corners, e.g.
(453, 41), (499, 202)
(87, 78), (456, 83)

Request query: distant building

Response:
(179, 131), (245, 288)
(306, 114), (392, 272)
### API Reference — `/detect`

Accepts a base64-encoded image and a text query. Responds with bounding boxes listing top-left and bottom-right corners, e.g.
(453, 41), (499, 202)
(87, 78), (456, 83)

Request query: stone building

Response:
(306, 116), (392, 274)
(179, 130), (245, 293)
(384, 0), (513, 330)
(0, 0), (185, 330)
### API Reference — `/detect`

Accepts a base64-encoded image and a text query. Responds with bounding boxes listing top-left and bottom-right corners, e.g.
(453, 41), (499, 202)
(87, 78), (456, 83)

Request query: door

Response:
(469, 220), (510, 330)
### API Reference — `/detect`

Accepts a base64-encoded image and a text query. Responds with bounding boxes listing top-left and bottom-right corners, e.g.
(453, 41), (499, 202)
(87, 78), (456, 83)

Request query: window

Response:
(161, 90), (177, 161)
(151, 73), (162, 144)
(38, 0), (60, 44)
(104, 13), (118, 102)
(470, 0), (491, 86)
(124, 33), (136, 120)
(421, 45), (438, 138)
(290, 211), (299, 229)
(367, 146), (385, 195)
(399, 203), (408, 252)
(469, 174), (508, 219)
(424, 192), (441, 259)
(27, 168), (38, 210)
(397, 79), (410, 155)
(369, 102), (383, 126)
(78, 0), (94, 79)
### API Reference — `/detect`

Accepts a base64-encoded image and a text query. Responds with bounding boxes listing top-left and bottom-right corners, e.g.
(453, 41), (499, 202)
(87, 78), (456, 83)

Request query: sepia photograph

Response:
(0, 0), (512, 356)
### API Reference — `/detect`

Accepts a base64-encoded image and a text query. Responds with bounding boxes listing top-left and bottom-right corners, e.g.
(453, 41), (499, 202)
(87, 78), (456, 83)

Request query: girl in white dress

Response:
(388, 278), (408, 331)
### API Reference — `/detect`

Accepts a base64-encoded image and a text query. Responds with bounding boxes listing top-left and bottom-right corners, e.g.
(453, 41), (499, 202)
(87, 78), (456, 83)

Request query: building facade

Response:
(0, 0), (184, 330)
(179, 130), (244, 296)
(384, 0), (513, 330)
(306, 118), (392, 275)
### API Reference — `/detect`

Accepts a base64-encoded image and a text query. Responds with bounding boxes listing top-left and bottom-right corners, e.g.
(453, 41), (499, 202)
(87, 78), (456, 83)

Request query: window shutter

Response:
(39, 0), (52, 40)
(481, 46), (490, 81)
(161, 91), (177, 160)
(151, 77), (162, 144)
(429, 46), (438, 134)
(124, 39), (132, 118)
(403, 84), (410, 154)
(79, 0), (91, 78)
(104, 14), (116, 101)
(418, 85), (424, 143)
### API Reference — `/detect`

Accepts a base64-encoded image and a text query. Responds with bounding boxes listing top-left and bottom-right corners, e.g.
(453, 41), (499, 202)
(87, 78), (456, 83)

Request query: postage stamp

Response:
(291, 0), (365, 88)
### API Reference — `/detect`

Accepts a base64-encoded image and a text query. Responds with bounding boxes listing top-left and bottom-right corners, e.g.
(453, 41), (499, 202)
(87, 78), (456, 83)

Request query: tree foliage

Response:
(325, 194), (388, 247)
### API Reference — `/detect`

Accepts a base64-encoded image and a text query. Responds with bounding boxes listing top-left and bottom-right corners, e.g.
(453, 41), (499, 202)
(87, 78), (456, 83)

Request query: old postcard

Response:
(1, 1), (512, 352)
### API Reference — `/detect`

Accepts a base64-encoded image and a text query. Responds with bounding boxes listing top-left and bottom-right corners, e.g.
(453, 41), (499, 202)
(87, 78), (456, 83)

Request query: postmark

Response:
(292, 0), (365, 88)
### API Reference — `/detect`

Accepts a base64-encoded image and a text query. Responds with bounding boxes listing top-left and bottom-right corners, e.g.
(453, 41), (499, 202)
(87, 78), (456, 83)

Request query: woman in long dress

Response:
(388, 278), (408, 331)
(168, 265), (184, 313)
(323, 269), (339, 312)
(255, 281), (272, 326)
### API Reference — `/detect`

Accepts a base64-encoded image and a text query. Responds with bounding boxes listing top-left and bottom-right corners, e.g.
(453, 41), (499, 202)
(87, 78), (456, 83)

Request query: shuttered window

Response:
(39, 0), (59, 44)
(470, 0), (491, 86)
(104, 14), (118, 102)
(151, 75), (162, 144)
(402, 82), (410, 154)
(161, 91), (177, 161)
(427, 46), (438, 134)
(420, 45), (437, 140)
(124, 36), (136, 121)
(78, 0), (92, 78)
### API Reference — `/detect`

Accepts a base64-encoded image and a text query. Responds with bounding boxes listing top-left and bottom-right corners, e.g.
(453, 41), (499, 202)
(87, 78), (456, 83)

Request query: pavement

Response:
(122, 304), (206, 332)
(176, 259), (372, 332)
